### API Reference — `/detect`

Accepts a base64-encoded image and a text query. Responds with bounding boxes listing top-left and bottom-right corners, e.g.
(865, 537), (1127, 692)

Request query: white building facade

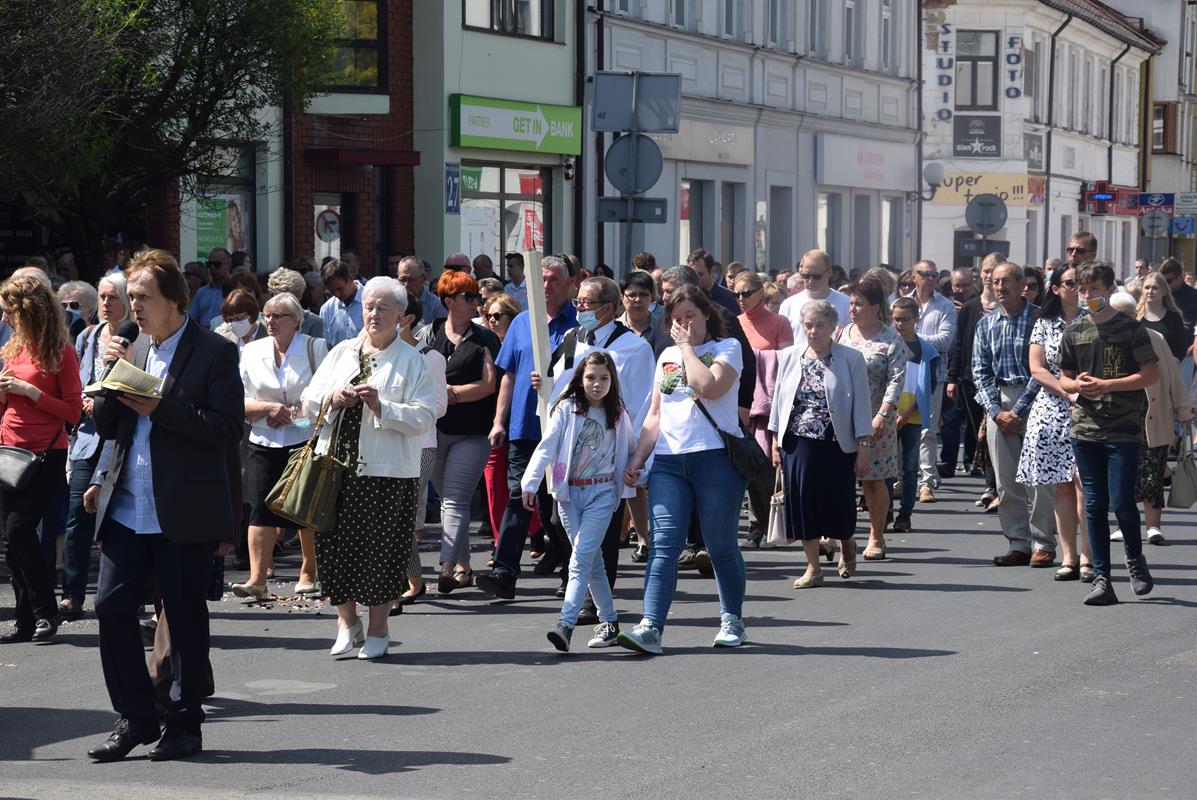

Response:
(585, 0), (921, 274)
(920, 0), (1158, 272)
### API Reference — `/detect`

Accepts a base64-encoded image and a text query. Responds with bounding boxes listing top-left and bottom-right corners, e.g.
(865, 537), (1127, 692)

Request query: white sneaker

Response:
(1147, 527), (1165, 545)
(329, 620), (364, 656)
(357, 635), (390, 659)
(713, 613), (747, 648)
(1110, 529), (1124, 542)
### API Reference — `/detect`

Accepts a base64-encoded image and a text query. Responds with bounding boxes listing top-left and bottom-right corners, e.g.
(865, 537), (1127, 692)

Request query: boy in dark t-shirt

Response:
(1059, 262), (1159, 606)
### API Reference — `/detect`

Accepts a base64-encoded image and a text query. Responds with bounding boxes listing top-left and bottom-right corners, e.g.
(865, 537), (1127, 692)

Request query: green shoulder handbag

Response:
(266, 397), (348, 532)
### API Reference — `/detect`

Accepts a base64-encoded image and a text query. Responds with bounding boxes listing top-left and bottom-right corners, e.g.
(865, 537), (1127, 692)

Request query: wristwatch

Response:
(858, 439), (872, 448)
(878, 407), (891, 420)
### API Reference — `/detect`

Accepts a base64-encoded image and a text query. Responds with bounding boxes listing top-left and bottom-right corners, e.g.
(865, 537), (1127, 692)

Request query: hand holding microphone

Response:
(100, 320), (141, 379)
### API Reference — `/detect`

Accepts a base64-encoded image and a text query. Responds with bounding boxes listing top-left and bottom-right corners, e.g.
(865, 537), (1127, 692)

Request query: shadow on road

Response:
(0, 708), (118, 761)
(657, 642), (956, 659)
(204, 697), (440, 720)
(191, 747), (510, 774)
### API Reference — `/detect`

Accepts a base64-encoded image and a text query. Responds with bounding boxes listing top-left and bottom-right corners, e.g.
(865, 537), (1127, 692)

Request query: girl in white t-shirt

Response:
(621, 284), (749, 655)
(521, 351), (636, 651)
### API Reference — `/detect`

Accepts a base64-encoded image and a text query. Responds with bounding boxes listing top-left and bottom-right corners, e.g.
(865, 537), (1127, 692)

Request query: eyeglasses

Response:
(916, 270), (938, 279)
(1065, 246), (1091, 254)
(732, 288), (759, 299)
(262, 313), (296, 321)
(61, 300), (81, 311)
(798, 272), (826, 281)
(892, 315), (916, 323)
(484, 312), (510, 323)
(573, 298), (609, 309)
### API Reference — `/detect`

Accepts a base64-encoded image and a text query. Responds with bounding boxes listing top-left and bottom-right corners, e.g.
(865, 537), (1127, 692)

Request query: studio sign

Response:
(953, 115), (1001, 159)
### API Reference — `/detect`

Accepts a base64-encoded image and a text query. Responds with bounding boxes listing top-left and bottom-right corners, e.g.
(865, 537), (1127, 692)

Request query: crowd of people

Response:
(0, 233), (1193, 760)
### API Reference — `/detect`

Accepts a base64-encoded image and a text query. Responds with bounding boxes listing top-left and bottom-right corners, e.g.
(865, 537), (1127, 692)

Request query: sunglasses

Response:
(484, 312), (510, 323)
(898, 282), (915, 291)
(916, 270), (938, 279)
(733, 288), (759, 299)
(798, 272), (826, 280)
(61, 300), (81, 311)
(1065, 247), (1091, 254)
(451, 292), (481, 303)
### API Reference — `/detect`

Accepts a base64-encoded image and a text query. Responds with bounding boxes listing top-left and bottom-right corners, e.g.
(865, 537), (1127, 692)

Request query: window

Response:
(766, 0), (785, 47)
(1070, 49), (1080, 130)
(330, 1), (385, 89)
(722, 0), (742, 38)
(1030, 40), (1044, 122)
(817, 191), (841, 265)
(460, 164), (553, 268)
(463, 0), (552, 39)
(614, 0), (632, 12)
(679, 179), (712, 263)
(881, 196), (903, 268)
(670, 0), (688, 28)
(852, 194), (871, 269)
(880, 0), (894, 72)
(1112, 70), (1123, 142)
(843, 0), (858, 65)
(955, 31), (998, 111)
(1082, 57), (1092, 134)
(808, 0), (826, 59)
(1154, 103), (1179, 153)
(1098, 65), (1108, 139)
(719, 182), (743, 265)
(768, 186), (793, 269)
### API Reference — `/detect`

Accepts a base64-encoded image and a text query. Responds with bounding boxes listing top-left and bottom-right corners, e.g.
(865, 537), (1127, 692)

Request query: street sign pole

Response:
(623, 73), (640, 276)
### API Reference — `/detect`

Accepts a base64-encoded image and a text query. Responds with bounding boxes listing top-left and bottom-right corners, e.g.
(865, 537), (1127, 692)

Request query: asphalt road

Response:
(2, 475), (1195, 800)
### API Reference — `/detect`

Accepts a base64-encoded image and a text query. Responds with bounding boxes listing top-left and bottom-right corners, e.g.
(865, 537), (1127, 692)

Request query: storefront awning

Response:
(304, 148), (421, 166)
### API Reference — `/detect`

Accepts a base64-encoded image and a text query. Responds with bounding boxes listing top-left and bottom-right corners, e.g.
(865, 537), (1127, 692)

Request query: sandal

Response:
(1054, 562), (1080, 582)
(453, 568), (474, 589)
(1079, 562), (1096, 583)
(862, 542), (887, 561)
(818, 538), (837, 563)
(436, 568), (456, 595)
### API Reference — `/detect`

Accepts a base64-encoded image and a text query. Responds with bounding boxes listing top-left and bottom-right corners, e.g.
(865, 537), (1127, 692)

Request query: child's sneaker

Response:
(587, 620), (620, 648)
(546, 622), (573, 652)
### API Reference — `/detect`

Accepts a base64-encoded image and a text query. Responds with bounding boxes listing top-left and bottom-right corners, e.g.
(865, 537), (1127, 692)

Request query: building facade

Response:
(411, 1), (581, 269)
(920, 0), (1158, 273)
(585, 0), (921, 275)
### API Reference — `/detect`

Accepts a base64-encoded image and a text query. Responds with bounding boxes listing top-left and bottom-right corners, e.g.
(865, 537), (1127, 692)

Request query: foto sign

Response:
(449, 94), (582, 156)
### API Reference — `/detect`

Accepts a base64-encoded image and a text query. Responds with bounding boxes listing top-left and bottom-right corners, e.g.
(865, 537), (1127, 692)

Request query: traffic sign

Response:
(1141, 209), (1169, 238)
(604, 134), (663, 194)
(597, 197), (667, 223)
(591, 72), (682, 133)
(1170, 216), (1195, 237)
(315, 208), (341, 243)
(965, 193), (1008, 236)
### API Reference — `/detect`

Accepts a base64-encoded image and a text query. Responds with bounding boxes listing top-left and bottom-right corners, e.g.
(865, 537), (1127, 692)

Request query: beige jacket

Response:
(1143, 328), (1192, 448)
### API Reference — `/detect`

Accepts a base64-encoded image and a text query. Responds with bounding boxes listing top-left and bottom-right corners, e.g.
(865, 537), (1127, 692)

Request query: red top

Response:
(739, 303), (793, 351)
(0, 344), (82, 451)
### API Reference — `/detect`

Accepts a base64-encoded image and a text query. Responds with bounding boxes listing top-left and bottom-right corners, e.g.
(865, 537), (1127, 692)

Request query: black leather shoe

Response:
(88, 718), (161, 762)
(0, 625), (34, 644)
(532, 554), (563, 575)
(474, 572), (516, 600)
(32, 616), (60, 641)
(147, 726), (203, 761)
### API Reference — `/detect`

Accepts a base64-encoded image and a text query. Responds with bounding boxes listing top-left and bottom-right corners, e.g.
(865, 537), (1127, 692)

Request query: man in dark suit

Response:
(83, 249), (243, 762)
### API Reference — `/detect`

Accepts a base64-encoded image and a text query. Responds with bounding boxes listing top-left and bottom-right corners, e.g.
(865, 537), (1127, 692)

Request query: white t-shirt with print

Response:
(654, 337), (743, 456)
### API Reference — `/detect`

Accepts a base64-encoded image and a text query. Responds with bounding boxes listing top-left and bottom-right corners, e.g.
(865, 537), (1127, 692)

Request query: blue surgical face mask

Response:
(577, 310), (601, 331)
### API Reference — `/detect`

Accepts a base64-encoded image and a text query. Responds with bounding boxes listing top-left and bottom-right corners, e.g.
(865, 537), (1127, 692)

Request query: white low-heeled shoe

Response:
(357, 635), (389, 659)
(329, 620), (364, 656)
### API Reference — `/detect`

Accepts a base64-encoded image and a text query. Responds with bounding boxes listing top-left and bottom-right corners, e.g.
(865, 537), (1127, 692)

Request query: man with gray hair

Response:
(396, 255), (447, 326)
(476, 255), (578, 600)
(910, 259), (957, 503)
(779, 250), (849, 350)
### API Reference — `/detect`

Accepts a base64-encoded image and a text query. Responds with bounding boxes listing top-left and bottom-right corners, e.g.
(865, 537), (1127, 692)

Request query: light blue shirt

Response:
(110, 318), (189, 535)
(189, 283), (224, 329)
(320, 284), (364, 347)
(415, 286), (447, 326)
(504, 279), (528, 310)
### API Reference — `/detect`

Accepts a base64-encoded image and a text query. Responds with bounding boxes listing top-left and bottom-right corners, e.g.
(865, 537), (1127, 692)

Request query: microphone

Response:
(99, 320), (141, 382)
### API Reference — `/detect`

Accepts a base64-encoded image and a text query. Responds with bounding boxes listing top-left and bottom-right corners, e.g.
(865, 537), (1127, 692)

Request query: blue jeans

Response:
(62, 454), (101, 602)
(1072, 440), (1141, 577)
(896, 423), (921, 518)
(556, 482), (618, 626)
(643, 449), (747, 630)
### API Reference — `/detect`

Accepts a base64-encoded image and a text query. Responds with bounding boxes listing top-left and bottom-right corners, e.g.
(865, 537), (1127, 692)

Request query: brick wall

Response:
(289, 0), (415, 272)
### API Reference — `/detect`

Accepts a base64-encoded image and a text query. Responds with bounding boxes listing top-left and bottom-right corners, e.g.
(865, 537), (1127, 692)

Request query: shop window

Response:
(880, 196), (903, 269)
(852, 194), (871, 270)
(459, 163), (552, 270)
(1154, 103), (1179, 153)
(817, 191), (841, 266)
(679, 179), (712, 263)
(196, 148), (256, 263)
(329, 1), (385, 90)
(955, 31), (998, 111)
(464, 0), (553, 40)
(720, 182), (743, 265)
(768, 186), (792, 270)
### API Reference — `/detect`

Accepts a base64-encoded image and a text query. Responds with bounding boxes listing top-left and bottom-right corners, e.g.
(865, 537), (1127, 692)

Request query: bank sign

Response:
(450, 94), (582, 156)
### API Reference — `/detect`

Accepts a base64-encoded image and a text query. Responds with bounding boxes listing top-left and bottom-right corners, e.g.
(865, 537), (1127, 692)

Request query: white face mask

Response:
(229, 319), (252, 338)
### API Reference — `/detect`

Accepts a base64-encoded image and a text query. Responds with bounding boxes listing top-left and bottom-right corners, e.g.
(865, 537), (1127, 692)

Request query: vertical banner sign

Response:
(195, 197), (228, 259)
(445, 163), (461, 215)
(522, 251), (553, 428)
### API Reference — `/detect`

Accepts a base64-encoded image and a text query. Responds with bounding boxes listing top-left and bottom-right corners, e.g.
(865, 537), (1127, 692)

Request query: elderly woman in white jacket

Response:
(769, 299), (874, 588)
(301, 277), (437, 660)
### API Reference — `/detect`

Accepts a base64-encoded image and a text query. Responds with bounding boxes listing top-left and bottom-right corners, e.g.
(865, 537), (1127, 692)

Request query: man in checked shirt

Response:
(972, 263), (1057, 567)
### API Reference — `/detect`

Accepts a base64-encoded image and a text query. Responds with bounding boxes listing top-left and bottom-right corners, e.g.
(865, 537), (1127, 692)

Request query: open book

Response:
(83, 359), (164, 399)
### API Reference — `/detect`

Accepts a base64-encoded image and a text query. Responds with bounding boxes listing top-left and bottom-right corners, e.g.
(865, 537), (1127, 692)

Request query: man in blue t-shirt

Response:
(476, 255), (578, 599)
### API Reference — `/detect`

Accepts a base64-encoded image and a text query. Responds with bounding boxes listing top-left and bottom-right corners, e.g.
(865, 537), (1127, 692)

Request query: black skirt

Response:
(246, 441), (304, 527)
(781, 433), (858, 541)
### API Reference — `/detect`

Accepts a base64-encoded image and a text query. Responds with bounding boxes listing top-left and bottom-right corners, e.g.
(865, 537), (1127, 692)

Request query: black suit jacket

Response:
(92, 320), (244, 544)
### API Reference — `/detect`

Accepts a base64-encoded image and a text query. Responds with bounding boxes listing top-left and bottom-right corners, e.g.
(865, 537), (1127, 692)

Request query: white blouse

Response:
(240, 333), (328, 448)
